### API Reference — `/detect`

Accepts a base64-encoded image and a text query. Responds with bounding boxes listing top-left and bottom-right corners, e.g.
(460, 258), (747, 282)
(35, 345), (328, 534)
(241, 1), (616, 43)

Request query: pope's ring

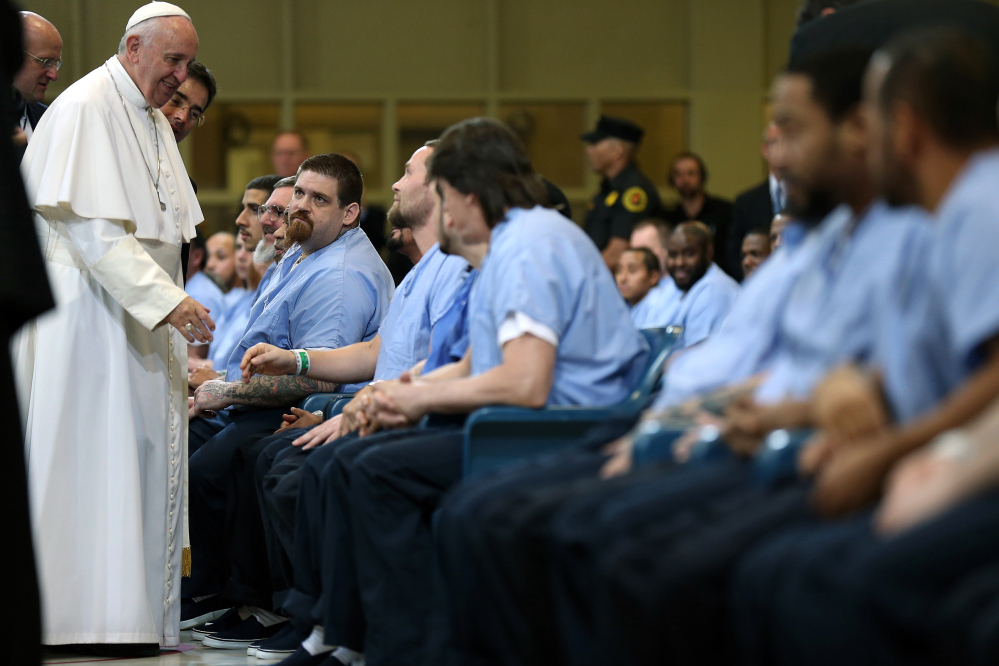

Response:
(185, 323), (194, 332)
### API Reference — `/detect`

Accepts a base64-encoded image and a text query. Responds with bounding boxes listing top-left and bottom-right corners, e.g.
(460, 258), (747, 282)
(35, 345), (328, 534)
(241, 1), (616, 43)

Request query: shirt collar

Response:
(106, 55), (150, 110)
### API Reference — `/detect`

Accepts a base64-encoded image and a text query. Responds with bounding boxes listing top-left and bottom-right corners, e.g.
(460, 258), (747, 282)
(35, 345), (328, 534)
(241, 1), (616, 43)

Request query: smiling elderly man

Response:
(12, 2), (213, 657)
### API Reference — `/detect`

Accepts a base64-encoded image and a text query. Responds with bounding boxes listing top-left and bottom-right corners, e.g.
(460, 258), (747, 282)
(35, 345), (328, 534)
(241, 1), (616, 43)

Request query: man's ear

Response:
(126, 34), (142, 62)
(892, 101), (922, 165)
(343, 202), (361, 226)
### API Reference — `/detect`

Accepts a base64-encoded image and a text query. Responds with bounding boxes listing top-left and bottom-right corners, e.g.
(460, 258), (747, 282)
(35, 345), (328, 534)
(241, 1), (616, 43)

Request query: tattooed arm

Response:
(190, 375), (341, 418)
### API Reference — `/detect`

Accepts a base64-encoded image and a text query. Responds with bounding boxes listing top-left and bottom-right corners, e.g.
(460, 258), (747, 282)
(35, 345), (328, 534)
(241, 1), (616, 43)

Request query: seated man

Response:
(732, 29), (999, 666)
(628, 219), (682, 327)
(181, 155), (394, 637)
(185, 227), (225, 324)
(183, 143), (469, 653)
(197, 178), (295, 381)
(740, 225), (772, 279)
(431, 44), (937, 666)
(245, 118), (649, 666)
(615, 247), (662, 327)
(665, 221), (740, 348)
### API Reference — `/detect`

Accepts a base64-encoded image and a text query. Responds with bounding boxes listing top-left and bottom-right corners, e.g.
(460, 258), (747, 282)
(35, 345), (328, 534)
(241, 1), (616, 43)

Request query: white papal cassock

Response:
(13, 55), (201, 647)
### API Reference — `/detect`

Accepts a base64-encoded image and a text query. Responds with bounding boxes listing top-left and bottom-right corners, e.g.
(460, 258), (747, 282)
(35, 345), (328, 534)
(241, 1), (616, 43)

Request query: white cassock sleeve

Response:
(60, 212), (189, 331)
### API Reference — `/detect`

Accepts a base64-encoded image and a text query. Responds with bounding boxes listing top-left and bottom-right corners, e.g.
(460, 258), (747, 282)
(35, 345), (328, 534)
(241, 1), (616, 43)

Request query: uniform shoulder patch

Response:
(604, 191), (619, 207)
(623, 186), (648, 213)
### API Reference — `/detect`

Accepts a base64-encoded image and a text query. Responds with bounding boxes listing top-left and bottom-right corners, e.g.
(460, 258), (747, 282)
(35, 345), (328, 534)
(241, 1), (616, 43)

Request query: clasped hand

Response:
(240, 343), (297, 382)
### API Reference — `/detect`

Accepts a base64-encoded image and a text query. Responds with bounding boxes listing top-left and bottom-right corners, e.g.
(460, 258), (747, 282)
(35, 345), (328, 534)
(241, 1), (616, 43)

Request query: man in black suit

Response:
(11, 11), (61, 162)
(728, 121), (785, 280)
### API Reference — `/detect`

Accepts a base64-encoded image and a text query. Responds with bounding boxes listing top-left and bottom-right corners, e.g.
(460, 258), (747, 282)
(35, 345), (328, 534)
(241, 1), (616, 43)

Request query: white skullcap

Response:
(125, 1), (191, 31)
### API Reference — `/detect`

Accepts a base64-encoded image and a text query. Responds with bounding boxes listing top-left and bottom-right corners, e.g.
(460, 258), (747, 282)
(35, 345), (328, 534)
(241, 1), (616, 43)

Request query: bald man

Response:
(666, 221), (740, 348)
(12, 11), (61, 157)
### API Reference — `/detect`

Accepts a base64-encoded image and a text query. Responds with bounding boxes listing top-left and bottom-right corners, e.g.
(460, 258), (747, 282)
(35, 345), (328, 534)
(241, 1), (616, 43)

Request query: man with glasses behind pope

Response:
(13, 2), (213, 657)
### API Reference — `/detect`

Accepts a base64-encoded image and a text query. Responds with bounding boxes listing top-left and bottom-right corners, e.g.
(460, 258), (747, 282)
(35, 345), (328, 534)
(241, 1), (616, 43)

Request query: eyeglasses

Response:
(166, 96), (206, 126)
(23, 51), (61, 72)
(256, 204), (286, 220)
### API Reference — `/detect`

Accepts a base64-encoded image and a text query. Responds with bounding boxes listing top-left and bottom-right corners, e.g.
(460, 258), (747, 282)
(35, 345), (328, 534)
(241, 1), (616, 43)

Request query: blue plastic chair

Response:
(461, 326), (683, 479)
(298, 391), (355, 418)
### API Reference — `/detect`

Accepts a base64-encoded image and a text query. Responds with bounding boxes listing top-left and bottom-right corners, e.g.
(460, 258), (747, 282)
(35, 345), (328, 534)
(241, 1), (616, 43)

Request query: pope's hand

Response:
(164, 296), (215, 343)
(241, 343), (297, 382)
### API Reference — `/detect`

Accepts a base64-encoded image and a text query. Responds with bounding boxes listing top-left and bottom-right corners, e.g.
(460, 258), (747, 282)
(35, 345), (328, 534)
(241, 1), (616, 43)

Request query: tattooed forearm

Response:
(223, 375), (341, 408)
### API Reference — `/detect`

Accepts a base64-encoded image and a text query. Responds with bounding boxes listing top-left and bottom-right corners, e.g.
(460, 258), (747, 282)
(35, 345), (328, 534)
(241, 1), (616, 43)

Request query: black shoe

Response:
(274, 646), (335, 666)
(180, 595), (232, 630)
(46, 643), (161, 658)
(253, 623), (310, 659)
(190, 606), (242, 642)
(203, 616), (286, 649)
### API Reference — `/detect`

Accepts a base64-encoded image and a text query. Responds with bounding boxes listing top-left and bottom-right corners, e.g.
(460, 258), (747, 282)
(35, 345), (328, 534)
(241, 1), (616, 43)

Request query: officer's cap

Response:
(581, 115), (644, 144)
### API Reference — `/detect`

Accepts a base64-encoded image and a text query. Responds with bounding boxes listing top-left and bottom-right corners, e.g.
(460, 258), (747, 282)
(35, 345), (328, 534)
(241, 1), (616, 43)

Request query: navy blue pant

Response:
(183, 408), (286, 600)
(320, 423), (465, 666)
(432, 419), (636, 666)
(732, 490), (999, 666)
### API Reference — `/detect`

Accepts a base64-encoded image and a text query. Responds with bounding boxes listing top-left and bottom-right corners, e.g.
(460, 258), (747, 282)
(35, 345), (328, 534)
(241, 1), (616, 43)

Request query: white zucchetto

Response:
(125, 1), (191, 31)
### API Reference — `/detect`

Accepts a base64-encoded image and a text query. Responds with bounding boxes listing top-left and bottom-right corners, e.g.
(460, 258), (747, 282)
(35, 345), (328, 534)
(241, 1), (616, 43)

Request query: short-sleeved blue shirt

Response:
(224, 227), (394, 380)
(423, 268), (478, 374)
(372, 243), (470, 381)
(671, 263), (740, 349)
(468, 206), (649, 407)
(630, 277), (682, 330)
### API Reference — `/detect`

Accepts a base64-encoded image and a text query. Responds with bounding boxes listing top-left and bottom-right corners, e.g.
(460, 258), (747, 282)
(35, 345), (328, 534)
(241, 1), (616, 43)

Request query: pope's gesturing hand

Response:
(163, 296), (215, 343)
(240, 343), (297, 382)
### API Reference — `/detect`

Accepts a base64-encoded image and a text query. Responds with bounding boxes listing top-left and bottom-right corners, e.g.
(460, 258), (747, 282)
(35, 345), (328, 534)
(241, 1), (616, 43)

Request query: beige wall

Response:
(20, 0), (804, 231)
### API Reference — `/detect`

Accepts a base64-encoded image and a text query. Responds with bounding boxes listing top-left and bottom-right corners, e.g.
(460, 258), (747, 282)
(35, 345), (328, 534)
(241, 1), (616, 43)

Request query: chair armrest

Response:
(298, 392), (352, 415)
(326, 396), (354, 419)
(462, 404), (641, 479)
(753, 429), (814, 489)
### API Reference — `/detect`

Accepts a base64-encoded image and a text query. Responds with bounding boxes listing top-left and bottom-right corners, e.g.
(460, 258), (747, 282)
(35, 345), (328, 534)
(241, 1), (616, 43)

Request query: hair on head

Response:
(186, 60), (217, 110)
(427, 117), (548, 228)
(625, 246), (661, 275)
(674, 220), (714, 251)
(878, 28), (999, 150)
(668, 152), (708, 187)
(633, 218), (672, 248)
(296, 153), (364, 208)
(786, 46), (873, 122)
(246, 174), (282, 195)
(274, 176), (297, 189)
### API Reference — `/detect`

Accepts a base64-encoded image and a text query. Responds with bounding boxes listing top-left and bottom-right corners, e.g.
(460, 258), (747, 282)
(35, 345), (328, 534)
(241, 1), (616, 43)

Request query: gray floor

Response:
(44, 631), (277, 665)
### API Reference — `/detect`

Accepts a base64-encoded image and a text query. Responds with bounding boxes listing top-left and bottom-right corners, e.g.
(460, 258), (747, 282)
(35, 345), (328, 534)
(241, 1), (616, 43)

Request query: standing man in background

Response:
(272, 130), (310, 178)
(11, 11), (61, 160)
(13, 3), (213, 656)
(728, 122), (786, 279)
(582, 115), (664, 270)
(663, 151), (736, 277)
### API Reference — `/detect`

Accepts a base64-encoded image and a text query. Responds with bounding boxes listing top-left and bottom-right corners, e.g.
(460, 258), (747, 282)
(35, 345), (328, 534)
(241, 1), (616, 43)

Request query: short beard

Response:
(254, 240), (276, 264)
(386, 229), (405, 252)
(783, 186), (837, 228)
(388, 192), (433, 233)
(286, 216), (314, 245)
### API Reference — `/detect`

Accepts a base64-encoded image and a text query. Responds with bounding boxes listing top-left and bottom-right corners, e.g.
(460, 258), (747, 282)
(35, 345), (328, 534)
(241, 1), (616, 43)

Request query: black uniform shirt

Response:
(584, 163), (663, 251)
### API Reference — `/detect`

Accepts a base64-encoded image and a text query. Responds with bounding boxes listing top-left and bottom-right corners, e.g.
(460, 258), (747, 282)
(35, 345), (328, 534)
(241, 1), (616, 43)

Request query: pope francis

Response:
(13, 2), (214, 655)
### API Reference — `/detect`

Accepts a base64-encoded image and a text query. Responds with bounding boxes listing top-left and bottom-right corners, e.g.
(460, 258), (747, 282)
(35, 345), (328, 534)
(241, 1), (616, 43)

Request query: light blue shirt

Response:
(372, 243), (470, 381)
(879, 149), (999, 422)
(754, 201), (933, 405)
(424, 268), (478, 374)
(253, 263), (278, 306)
(653, 221), (822, 409)
(186, 270), (226, 322)
(223, 286), (248, 312)
(630, 278), (682, 329)
(468, 206), (649, 407)
(208, 289), (256, 371)
(224, 226), (395, 381)
(671, 263), (740, 349)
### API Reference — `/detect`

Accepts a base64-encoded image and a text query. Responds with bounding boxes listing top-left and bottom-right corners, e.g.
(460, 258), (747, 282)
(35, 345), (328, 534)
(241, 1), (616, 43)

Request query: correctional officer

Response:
(582, 115), (664, 269)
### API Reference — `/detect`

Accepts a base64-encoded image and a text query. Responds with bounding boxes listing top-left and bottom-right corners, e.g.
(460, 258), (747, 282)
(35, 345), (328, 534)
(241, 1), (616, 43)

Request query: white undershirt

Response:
(21, 108), (33, 142)
(498, 311), (559, 348)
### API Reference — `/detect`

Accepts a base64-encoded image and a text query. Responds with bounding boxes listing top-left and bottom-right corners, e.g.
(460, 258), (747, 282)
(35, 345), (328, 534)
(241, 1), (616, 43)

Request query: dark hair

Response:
(668, 152), (708, 187)
(427, 117), (548, 228)
(795, 0), (864, 27)
(246, 174), (282, 195)
(191, 227), (207, 269)
(746, 225), (772, 239)
(297, 153), (364, 208)
(424, 139), (440, 149)
(274, 176), (297, 189)
(674, 221), (713, 252)
(633, 218), (672, 248)
(186, 60), (217, 110)
(274, 130), (309, 152)
(624, 247), (661, 275)
(879, 28), (999, 150)
(786, 46), (873, 122)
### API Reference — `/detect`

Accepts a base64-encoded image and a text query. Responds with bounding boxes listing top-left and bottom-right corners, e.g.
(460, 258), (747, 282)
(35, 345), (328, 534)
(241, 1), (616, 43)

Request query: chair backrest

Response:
(625, 325), (683, 408)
